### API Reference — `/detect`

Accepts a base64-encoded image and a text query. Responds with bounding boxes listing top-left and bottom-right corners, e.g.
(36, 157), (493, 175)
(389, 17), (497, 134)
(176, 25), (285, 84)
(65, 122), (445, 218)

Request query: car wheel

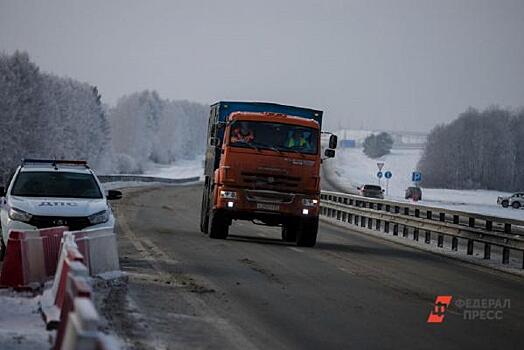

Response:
(512, 201), (521, 209)
(501, 200), (509, 208)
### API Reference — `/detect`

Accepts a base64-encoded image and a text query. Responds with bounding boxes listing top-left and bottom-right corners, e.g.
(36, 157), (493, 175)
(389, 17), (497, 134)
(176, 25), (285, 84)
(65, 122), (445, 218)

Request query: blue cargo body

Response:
(211, 101), (323, 141)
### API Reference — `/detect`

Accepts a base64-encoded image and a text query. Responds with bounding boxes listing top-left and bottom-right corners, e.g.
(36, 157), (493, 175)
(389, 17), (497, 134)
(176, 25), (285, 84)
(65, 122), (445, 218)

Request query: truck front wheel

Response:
(209, 210), (229, 239)
(282, 219), (299, 242)
(200, 192), (210, 234)
(296, 217), (319, 247)
(0, 238), (6, 261)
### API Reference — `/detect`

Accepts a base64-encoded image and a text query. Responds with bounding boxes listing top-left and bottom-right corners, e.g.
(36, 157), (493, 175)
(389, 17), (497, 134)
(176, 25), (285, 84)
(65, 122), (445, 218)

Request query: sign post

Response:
(384, 171), (392, 196)
(412, 171), (422, 184)
(376, 171), (383, 186)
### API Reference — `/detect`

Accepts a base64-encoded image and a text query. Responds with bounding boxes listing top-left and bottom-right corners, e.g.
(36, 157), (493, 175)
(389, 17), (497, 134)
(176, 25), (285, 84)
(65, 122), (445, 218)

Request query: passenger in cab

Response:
(286, 130), (311, 150)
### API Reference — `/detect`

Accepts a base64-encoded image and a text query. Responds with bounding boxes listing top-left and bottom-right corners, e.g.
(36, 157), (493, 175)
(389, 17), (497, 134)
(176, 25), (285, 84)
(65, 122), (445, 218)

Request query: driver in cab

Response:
(231, 122), (254, 143)
(286, 130), (311, 150)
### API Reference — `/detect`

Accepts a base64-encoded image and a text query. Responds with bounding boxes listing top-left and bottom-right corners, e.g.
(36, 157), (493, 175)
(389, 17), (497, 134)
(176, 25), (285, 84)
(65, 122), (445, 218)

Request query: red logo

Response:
(427, 296), (453, 323)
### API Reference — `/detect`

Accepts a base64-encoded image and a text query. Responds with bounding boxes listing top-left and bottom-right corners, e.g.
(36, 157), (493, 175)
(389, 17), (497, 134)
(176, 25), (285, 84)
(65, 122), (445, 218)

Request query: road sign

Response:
(412, 171), (422, 182)
(377, 162), (384, 171)
(377, 171), (383, 178)
(385, 171), (392, 179)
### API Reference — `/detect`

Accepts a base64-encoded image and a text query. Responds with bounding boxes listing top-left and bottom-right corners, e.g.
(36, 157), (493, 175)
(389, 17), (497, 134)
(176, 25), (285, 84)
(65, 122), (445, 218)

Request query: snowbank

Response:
(0, 291), (52, 350)
(144, 159), (203, 179)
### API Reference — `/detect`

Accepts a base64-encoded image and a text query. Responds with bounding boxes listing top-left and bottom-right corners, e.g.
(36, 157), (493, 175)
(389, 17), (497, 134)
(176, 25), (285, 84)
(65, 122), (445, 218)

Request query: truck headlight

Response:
(220, 191), (237, 199)
(88, 210), (109, 225)
(302, 198), (319, 207)
(8, 207), (32, 223)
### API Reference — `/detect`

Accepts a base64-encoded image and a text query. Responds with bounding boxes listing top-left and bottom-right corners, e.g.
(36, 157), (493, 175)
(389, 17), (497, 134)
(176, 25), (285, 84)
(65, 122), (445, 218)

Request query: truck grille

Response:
(29, 215), (91, 230)
(245, 190), (295, 204)
(241, 172), (300, 189)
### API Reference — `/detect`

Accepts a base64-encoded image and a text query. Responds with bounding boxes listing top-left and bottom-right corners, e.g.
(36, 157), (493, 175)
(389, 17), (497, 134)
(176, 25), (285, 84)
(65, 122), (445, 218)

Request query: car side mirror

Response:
(357, 187), (361, 190)
(382, 189), (385, 193)
(107, 190), (122, 200)
(329, 134), (338, 149)
(210, 137), (221, 147)
(324, 149), (335, 158)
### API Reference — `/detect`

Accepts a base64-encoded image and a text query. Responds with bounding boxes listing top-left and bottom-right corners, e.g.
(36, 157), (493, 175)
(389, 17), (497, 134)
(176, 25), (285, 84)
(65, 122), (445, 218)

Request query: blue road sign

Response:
(412, 171), (422, 182)
(385, 171), (392, 179)
(377, 171), (383, 178)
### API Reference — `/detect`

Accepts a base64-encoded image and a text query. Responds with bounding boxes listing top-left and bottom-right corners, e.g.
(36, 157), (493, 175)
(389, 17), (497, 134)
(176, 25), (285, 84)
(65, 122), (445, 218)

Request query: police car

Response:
(0, 159), (122, 259)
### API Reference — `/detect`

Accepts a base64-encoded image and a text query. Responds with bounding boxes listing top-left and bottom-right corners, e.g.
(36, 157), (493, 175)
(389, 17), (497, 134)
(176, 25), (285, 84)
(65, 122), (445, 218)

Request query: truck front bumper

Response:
(214, 187), (319, 223)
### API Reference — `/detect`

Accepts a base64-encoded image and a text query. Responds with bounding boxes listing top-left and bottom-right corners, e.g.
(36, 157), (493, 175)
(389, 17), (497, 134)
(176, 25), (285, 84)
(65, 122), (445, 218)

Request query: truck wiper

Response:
(235, 141), (260, 151)
(283, 148), (306, 158)
(251, 142), (283, 155)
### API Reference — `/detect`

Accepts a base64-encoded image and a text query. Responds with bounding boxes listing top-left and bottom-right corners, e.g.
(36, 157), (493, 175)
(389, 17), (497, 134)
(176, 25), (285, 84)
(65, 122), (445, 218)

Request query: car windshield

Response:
(364, 185), (382, 191)
(11, 171), (103, 199)
(229, 120), (318, 155)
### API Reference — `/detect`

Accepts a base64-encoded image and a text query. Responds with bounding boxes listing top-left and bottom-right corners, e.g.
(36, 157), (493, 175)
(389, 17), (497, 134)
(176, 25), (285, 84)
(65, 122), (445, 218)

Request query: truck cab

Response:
(200, 101), (336, 247)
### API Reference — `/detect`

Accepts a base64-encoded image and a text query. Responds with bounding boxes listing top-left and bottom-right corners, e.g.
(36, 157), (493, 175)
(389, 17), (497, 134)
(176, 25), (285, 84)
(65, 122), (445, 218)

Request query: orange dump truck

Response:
(200, 101), (337, 247)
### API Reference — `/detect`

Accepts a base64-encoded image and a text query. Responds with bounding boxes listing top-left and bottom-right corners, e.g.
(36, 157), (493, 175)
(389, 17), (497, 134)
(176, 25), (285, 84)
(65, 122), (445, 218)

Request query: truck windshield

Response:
(229, 121), (318, 155)
(11, 171), (103, 199)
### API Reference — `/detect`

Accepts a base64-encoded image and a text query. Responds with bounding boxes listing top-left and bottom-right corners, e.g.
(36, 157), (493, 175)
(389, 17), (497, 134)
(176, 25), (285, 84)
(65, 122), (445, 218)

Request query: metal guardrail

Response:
(97, 175), (201, 184)
(320, 190), (524, 269)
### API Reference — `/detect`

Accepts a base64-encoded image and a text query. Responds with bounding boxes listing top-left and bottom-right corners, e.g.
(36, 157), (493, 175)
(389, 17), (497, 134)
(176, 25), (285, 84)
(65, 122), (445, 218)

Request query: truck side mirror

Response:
(0, 186), (5, 196)
(210, 137), (221, 147)
(329, 135), (338, 149)
(324, 149), (335, 158)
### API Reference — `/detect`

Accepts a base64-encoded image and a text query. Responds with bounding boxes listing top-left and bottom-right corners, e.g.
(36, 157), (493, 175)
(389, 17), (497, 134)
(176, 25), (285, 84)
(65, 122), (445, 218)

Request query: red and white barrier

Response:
(53, 273), (93, 349)
(42, 232), (88, 326)
(59, 298), (101, 350)
(72, 228), (120, 276)
(0, 226), (68, 289)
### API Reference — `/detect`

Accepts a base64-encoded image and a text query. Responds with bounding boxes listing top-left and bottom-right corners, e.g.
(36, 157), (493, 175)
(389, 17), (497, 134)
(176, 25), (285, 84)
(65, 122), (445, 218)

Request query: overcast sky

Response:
(1, 0), (523, 131)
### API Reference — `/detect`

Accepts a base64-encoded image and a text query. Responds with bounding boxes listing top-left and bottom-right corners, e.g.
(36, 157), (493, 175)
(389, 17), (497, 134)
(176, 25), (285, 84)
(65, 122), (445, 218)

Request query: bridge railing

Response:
(320, 190), (524, 269)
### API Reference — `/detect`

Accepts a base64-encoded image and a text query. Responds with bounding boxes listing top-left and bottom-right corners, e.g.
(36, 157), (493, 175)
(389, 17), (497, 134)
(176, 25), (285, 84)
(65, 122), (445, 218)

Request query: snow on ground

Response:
(329, 147), (524, 220)
(144, 158), (203, 179)
(0, 291), (53, 350)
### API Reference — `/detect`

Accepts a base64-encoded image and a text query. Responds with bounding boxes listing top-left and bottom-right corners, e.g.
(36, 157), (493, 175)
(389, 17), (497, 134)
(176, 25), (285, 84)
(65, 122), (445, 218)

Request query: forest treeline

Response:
(0, 51), (207, 182)
(418, 107), (524, 192)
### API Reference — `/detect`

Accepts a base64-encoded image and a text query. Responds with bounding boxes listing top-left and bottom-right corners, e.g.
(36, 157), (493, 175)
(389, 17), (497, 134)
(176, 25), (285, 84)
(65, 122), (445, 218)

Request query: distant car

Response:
(357, 184), (384, 199)
(0, 159), (122, 260)
(497, 193), (523, 209)
(405, 186), (422, 201)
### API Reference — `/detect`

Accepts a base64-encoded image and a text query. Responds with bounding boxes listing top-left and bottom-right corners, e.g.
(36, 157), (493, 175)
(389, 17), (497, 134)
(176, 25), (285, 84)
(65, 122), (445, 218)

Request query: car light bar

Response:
(21, 159), (89, 168)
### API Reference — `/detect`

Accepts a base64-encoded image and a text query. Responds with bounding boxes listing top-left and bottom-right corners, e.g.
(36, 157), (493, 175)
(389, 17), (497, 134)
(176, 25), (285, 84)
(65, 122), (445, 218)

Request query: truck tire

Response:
(0, 238), (5, 262)
(512, 201), (521, 209)
(296, 217), (318, 247)
(501, 200), (509, 208)
(200, 192), (210, 233)
(209, 210), (229, 239)
(281, 220), (298, 242)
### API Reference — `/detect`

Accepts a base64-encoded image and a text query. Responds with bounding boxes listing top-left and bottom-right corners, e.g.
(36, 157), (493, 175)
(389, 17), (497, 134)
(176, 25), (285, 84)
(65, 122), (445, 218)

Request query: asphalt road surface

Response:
(106, 184), (523, 350)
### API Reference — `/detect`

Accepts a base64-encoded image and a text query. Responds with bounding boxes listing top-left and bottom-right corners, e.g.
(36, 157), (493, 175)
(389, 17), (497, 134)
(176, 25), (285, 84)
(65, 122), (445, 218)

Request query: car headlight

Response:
(8, 207), (32, 223)
(302, 198), (319, 207)
(88, 210), (109, 225)
(220, 190), (237, 199)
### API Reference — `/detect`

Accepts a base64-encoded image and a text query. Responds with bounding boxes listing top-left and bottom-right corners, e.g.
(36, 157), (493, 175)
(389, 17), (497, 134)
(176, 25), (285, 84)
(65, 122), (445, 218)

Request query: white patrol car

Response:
(0, 159), (122, 259)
